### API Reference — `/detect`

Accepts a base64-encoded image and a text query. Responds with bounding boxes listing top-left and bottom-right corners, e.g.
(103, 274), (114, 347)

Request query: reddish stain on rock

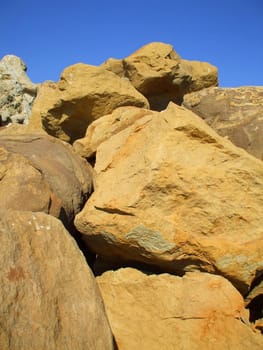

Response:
(8, 266), (25, 282)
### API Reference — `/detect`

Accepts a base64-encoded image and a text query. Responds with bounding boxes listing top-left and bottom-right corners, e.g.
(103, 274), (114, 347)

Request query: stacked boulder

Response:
(101, 42), (218, 110)
(28, 64), (149, 143)
(0, 42), (262, 349)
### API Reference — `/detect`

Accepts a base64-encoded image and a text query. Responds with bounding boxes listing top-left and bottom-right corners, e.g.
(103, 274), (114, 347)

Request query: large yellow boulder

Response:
(102, 42), (218, 110)
(75, 102), (263, 295)
(29, 64), (149, 143)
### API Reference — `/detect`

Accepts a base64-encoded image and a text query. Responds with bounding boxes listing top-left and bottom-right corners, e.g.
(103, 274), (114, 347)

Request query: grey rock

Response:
(0, 55), (37, 125)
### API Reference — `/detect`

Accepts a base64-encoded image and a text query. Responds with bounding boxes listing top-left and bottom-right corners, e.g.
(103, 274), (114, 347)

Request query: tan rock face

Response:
(183, 87), (263, 160)
(29, 64), (149, 143)
(75, 103), (263, 294)
(97, 268), (263, 350)
(181, 59), (219, 92)
(102, 42), (218, 110)
(0, 134), (93, 228)
(0, 209), (114, 350)
(73, 106), (155, 159)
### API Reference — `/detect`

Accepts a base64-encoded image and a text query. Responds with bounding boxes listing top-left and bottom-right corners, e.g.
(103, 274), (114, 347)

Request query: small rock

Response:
(0, 55), (37, 125)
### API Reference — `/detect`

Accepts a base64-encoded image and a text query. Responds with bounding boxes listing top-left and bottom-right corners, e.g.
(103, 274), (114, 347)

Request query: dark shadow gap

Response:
(246, 294), (263, 323)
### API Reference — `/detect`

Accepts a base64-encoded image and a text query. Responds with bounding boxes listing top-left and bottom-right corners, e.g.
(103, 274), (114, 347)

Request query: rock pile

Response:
(0, 42), (262, 349)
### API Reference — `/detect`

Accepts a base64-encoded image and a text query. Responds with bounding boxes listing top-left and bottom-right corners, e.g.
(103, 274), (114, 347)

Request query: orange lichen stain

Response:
(7, 266), (25, 282)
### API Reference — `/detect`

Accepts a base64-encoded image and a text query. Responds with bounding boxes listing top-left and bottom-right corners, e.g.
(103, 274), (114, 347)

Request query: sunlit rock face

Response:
(102, 42), (218, 110)
(97, 268), (263, 350)
(75, 102), (263, 295)
(29, 63), (149, 143)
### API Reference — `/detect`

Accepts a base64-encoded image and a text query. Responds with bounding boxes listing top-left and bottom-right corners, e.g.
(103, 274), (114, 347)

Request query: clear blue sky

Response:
(1, 0), (262, 87)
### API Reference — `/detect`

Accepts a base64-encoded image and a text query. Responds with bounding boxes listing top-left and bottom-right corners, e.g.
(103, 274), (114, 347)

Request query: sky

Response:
(1, 0), (262, 87)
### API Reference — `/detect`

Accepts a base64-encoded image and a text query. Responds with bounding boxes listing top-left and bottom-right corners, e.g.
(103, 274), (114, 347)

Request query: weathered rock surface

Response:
(29, 64), (149, 143)
(0, 209), (114, 350)
(97, 268), (263, 350)
(101, 42), (218, 110)
(73, 106), (154, 159)
(0, 134), (93, 228)
(180, 59), (219, 92)
(0, 55), (37, 125)
(75, 102), (263, 294)
(183, 87), (263, 160)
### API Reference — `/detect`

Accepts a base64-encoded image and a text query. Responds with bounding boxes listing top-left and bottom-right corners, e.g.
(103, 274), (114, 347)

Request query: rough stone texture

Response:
(101, 42), (218, 110)
(0, 55), (37, 125)
(180, 59), (219, 92)
(75, 102), (263, 295)
(183, 87), (263, 160)
(29, 64), (149, 143)
(0, 209), (114, 350)
(73, 106), (154, 159)
(0, 134), (93, 228)
(97, 268), (263, 350)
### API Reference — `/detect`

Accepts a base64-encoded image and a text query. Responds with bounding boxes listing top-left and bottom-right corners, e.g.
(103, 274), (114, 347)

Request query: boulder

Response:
(0, 134), (93, 228)
(97, 268), (263, 350)
(0, 209), (114, 350)
(73, 106), (154, 159)
(75, 103), (263, 294)
(183, 87), (263, 160)
(101, 42), (218, 110)
(180, 59), (219, 92)
(29, 64), (149, 143)
(0, 55), (37, 125)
